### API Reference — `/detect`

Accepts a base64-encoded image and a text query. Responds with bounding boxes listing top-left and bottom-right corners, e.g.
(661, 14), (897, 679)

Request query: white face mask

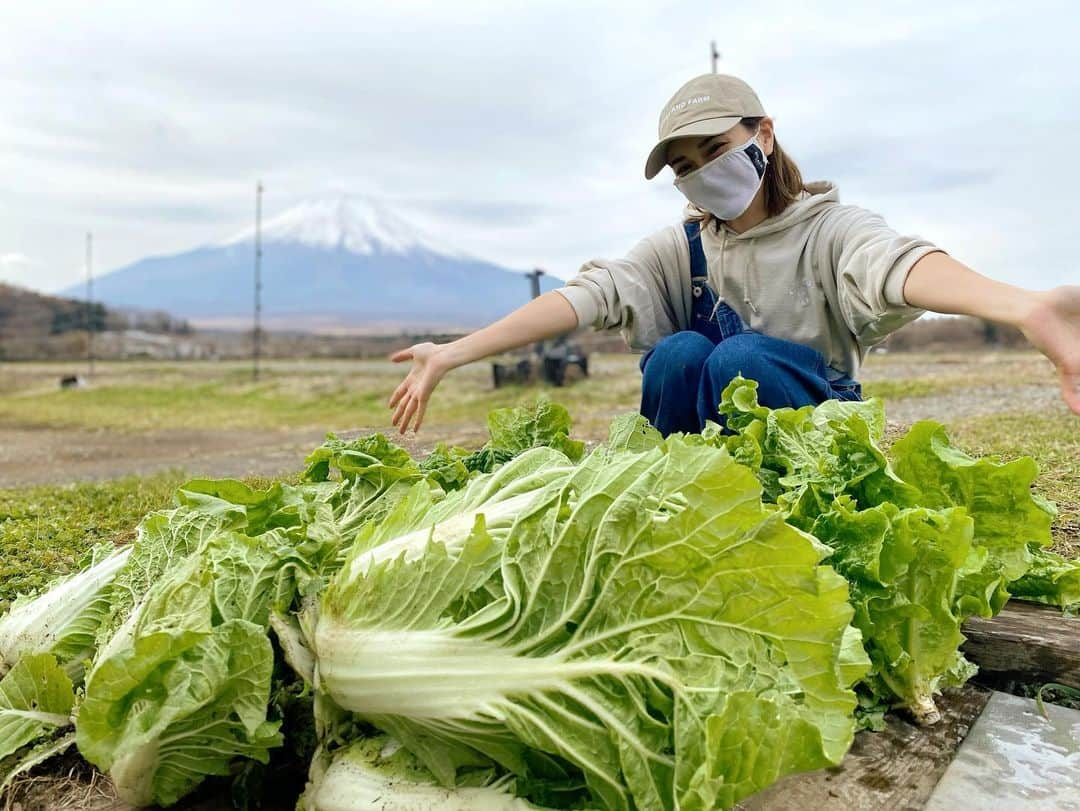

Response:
(673, 132), (768, 220)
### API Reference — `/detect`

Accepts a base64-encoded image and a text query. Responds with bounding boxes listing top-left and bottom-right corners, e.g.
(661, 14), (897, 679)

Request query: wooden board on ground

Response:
(736, 685), (991, 811)
(961, 599), (1080, 690)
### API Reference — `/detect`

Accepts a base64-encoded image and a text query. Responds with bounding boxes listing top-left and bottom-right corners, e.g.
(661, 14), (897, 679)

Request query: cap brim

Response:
(643, 116), (744, 179)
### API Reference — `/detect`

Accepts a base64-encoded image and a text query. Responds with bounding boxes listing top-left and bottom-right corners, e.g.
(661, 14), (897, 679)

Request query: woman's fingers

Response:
(391, 391), (411, 429)
(413, 397), (429, 433)
(398, 396), (419, 435)
(387, 377), (410, 409)
(390, 346), (415, 363)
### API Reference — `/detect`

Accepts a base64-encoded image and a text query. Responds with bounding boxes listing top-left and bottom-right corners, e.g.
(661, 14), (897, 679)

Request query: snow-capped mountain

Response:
(63, 194), (560, 331)
(220, 195), (469, 259)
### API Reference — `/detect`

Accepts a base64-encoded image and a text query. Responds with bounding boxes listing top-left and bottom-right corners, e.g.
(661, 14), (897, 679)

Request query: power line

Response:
(253, 181), (263, 382)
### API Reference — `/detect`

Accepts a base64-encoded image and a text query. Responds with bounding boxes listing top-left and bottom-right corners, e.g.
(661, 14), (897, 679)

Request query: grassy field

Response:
(0, 350), (1076, 610)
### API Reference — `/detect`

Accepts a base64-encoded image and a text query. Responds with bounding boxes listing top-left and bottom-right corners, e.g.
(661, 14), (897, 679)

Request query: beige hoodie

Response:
(554, 181), (942, 378)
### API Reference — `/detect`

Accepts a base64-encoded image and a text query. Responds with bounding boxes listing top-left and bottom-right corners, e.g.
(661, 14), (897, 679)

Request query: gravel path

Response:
(881, 383), (1065, 425)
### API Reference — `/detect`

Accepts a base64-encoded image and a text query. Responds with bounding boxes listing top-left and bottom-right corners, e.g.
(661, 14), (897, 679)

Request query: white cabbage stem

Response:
(0, 546), (131, 674)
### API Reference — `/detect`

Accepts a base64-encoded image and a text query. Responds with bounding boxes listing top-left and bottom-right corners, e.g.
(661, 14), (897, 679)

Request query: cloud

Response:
(0, 252), (32, 267)
(0, 252), (81, 292)
(0, 0), (1077, 293)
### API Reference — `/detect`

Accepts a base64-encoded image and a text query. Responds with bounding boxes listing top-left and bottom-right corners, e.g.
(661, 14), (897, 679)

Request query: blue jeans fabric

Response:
(639, 221), (862, 437)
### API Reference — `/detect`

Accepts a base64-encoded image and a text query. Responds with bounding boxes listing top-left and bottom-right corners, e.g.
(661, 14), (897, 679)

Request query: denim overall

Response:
(639, 220), (862, 436)
(684, 220), (747, 344)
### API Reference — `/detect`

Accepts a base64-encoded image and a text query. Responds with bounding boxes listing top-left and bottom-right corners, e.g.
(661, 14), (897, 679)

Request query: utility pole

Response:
(710, 40), (720, 73)
(86, 232), (94, 380)
(525, 269), (545, 355)
(525, 268), (544, 301)
(253, 181), (263, 382)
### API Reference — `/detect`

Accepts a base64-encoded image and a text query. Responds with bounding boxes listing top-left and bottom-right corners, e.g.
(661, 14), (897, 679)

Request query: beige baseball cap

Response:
(644, 73), (766, 179)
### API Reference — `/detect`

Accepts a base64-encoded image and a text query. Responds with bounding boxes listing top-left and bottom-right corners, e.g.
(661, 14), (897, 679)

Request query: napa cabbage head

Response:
(77, 526), (326, 807)
(302, 735), (548, 811)
(313, 436), (863, 811)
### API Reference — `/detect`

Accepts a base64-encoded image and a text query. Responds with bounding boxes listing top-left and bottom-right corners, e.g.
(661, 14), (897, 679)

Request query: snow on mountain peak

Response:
(221, 194), (468, 258)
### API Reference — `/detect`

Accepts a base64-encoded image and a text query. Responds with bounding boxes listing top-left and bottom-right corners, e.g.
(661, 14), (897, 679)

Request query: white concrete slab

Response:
(924, 691), (1080, 810)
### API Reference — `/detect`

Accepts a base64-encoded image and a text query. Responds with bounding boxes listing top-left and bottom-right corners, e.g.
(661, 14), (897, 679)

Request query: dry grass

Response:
(2, 759), (123, 811)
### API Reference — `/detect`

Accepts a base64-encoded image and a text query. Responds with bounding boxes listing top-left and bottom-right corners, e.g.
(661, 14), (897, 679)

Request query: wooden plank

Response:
(961, 599), (1080, 690)
(735, 685), (991, 811)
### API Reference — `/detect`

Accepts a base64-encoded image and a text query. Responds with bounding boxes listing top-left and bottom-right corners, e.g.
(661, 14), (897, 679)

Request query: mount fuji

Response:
(63, 195), (561, 331)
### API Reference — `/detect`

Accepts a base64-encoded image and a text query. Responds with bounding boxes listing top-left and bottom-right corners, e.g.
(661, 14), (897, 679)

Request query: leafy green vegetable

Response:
(891, 421), (1056, 616)
(484, 397), (585, 463)
(716, 377), (916, 518)
(2, 391), (1074, 809)
(315, 437), (862, 810)
(302, 735), (546, 810)
(418, 443), (474, 492)
(0, 653), (74, 765)
(810, 499), (975, 723)
(1008, 548), (1080, 612)
(303, 433), (418, 485)
(605, 412), (662, 453)
(78, 551), (284, 807)
(0, 546), (130, 678)
(713, 377), (1060, 723)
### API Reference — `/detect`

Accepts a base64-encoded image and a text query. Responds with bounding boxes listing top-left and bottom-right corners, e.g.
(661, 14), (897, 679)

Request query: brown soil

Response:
(2, 425), (332, 489)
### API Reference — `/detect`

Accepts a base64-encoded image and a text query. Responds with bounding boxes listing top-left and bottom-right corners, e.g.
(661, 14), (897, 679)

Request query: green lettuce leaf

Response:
(890, 421), (1056, 616)
(302, 433), (418, 484)
(485, 397), (585, 463)
(605, 412), (663, 453)
(418, 443), (474, 492)
(716, 377), (916, 518)
(0, 653), (74, 765)
(1008, 547), (1080, 612)
(810, 498), (975, 723)
(77, 518), (324, 807)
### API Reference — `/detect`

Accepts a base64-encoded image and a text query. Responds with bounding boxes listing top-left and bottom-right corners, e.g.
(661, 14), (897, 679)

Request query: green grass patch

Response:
(0, 472), (184, 611)
(860, 379), (942, 401)
(0, 382), (390, 432)
(0, 357), (643, 437)
(0, 470), (299, 611)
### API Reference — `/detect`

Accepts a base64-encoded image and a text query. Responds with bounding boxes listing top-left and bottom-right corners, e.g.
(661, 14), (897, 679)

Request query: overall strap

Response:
(682, 220), (709, 283)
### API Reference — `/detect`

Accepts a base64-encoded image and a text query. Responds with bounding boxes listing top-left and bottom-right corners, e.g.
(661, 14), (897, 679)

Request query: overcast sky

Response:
(2, 0), (1078, 294)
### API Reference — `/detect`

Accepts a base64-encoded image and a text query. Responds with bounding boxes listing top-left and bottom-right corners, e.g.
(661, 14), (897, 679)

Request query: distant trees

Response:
(883, 315), (1029, 352)
(0, 283), (193, 360)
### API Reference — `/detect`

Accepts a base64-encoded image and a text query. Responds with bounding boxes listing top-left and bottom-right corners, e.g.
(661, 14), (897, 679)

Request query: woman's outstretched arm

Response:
(902, 252), (1080, 414)
(387, 291), (580, 434)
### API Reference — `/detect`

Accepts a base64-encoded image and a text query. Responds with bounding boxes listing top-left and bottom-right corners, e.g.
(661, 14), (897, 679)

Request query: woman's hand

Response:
(387, 342), (450, 434)
(385, 292), (580, 434)
(1019, 285), (1080, 415)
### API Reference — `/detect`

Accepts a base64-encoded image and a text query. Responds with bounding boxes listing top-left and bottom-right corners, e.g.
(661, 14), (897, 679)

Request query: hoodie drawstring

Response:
(708, 225), (726, 320)
(744, 251), (760, 316)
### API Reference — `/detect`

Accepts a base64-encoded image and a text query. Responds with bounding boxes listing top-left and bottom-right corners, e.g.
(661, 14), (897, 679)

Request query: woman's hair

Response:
(690, 116), (806, 225)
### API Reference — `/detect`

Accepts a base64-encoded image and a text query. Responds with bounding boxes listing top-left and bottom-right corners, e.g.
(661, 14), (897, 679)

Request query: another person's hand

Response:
(1021, 285), (1080, 415)
(388, 342), (449, 434)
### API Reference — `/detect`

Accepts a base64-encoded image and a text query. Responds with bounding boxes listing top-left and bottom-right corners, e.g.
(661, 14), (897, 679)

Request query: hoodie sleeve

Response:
(554, 225), (689, 351)
(824, 204), (943, 346)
